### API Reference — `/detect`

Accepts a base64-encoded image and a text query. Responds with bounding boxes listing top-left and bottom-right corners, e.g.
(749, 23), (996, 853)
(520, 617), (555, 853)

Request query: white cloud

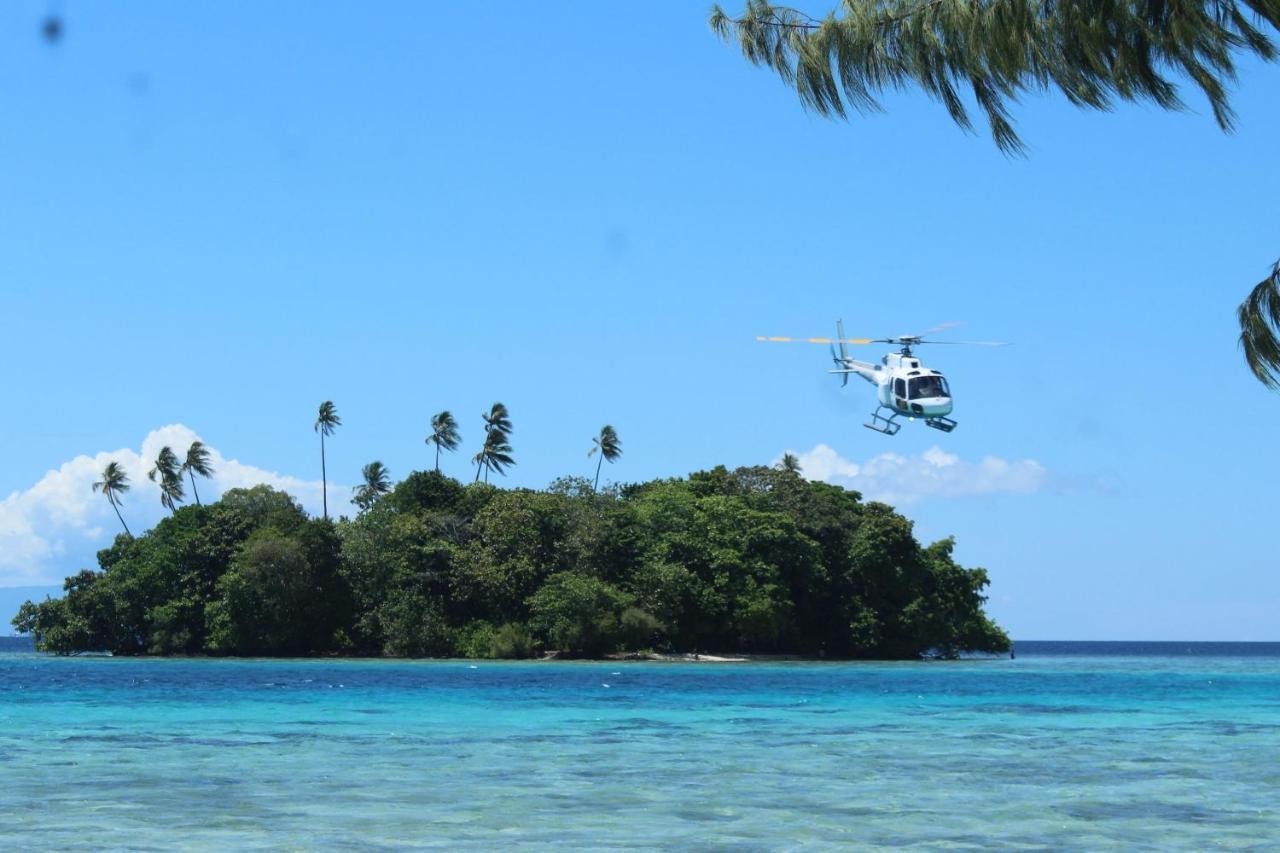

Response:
(780, 443), (1048, 506)
(0, 425), (342, 587)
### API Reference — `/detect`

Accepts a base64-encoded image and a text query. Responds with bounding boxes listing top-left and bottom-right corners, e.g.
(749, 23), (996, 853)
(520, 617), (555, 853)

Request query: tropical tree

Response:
(352, 461), (392, 511)
(426, 410), (461, 472)
(588, 424), (622, 490)
(473, 428), (516, 483)
(482, 402), (512, 437)
(181, 441), (215, 506)
(315, 400), (342, 519)
(709, 1), (1280, 384)
(148, 446), (185, 514)
(777, 452), (802, 476)
(92, 460), (132, 537)
(475, 402), (513, 482)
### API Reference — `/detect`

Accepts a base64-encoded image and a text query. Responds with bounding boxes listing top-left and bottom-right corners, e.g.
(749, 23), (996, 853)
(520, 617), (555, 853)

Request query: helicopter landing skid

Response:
(864, 407), (901, 436)
(925, 416), (958, 433)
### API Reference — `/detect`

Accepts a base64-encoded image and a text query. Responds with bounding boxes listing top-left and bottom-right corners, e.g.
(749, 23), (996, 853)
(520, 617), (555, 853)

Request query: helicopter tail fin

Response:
(835, 319), (850, 387)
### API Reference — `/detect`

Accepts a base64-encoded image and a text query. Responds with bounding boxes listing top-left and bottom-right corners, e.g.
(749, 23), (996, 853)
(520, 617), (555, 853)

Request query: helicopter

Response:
(758, 321), (1008, 435)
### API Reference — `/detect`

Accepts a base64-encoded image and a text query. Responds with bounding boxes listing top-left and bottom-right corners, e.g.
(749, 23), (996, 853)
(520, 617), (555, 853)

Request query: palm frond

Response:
(598, 424), (622, 462)
(428, 410), (461, 451)
(93, 461), (130, 497)
(482, 402), (512, 436)
(352, 460), (392, 510)
(182, 441), (215, 478)
(1240, 260), (1280, 388)
(149, 446), (180, 483)
(315, 400), (342, 435)
(361, 461), (392, 494)
(711, 0), (1280, 154)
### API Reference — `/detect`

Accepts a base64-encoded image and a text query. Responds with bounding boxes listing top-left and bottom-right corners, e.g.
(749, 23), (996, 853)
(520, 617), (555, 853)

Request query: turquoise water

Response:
(2, 646), (1278, 849)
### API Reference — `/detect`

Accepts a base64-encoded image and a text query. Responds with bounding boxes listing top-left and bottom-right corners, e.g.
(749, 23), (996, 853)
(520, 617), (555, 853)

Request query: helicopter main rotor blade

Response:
(914, 340), (1010, 347)
(915, 321), (963, 338)
(757, 336), (874, 345)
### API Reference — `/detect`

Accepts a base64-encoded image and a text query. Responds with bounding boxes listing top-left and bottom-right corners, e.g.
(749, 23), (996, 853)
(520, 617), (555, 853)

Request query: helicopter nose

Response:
(916, 397), (953, 417)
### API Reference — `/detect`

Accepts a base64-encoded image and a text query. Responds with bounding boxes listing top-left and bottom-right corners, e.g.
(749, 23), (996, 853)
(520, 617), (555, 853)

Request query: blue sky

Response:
(1, 2), (1277, 639)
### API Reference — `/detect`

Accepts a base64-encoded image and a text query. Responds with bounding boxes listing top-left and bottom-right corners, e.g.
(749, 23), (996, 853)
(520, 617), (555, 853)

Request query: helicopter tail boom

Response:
(829, 360), (879, 385)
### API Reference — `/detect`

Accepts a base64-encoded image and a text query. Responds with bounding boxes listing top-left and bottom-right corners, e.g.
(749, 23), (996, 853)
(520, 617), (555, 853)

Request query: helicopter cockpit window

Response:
(894, 378), (906, 398)
(909, 375), (949, 399)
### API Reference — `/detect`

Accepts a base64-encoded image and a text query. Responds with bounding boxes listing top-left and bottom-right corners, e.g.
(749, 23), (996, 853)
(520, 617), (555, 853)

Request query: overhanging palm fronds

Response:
(712, 1), (1280, 389)
(710, 0), (1280, 155)
(1240, 260), (1280, 389)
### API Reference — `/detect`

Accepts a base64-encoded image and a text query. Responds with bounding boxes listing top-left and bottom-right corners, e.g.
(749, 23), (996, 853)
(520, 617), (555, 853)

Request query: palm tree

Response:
(148, 446), (185, 514)
(425, 410), (461, 472)
(777, 452), (802, 476)
(1240, 261), (1280, 389)
(181, 441), (215, 506)
(315, 400), (341, 519)
(92, 461), (132, 537)
(472, 429), (515, 483)
(475, 402), (513, 482)
(482, 402), (512, 437)
(588, 425), (622, 490)
(352, 461), (392, 511)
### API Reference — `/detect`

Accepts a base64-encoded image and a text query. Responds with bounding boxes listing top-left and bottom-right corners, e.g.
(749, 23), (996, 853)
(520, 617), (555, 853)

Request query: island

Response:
(12, 465), (1010, 659)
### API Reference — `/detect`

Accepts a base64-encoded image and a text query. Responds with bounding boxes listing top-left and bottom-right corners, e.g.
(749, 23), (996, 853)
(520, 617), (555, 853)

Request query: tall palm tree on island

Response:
(473, 428), (515, 483)
(92, 461), (132, 537)
(352, 461), (392, 511)
(148, 446), (185, 514)
(425, 410), (460, 472)
(588, 424), (622, 490)
(314, 400), (341, 519)
(181, 440), (215, 506)
(475, 402), (513, 482)
(777, 452), (802, 476)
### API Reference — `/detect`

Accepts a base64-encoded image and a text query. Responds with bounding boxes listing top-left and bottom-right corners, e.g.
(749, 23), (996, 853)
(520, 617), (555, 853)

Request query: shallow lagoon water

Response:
(2, 644), (1278, 849)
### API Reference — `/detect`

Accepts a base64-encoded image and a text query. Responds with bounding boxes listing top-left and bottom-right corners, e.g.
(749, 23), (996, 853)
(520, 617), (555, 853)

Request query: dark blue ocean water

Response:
(2, 642), (1277, 848)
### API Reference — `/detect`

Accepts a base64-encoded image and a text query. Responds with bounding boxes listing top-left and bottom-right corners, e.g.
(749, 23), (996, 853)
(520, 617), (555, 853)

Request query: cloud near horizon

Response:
(0, 425), (343, 587)
(783, 444), (1048, 506)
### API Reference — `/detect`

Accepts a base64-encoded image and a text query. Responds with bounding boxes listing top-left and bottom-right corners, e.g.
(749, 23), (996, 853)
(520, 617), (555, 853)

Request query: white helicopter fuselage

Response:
(758, 320), (996, 434)
(836, 351), (954, 419)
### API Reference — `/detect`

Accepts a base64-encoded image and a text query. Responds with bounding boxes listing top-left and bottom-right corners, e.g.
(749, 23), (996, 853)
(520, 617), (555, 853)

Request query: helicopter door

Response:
(893, 378), (907, 409)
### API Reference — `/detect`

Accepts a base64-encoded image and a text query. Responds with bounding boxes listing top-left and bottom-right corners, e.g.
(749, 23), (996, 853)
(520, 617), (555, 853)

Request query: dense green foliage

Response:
(13, 467), (1010, 659)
